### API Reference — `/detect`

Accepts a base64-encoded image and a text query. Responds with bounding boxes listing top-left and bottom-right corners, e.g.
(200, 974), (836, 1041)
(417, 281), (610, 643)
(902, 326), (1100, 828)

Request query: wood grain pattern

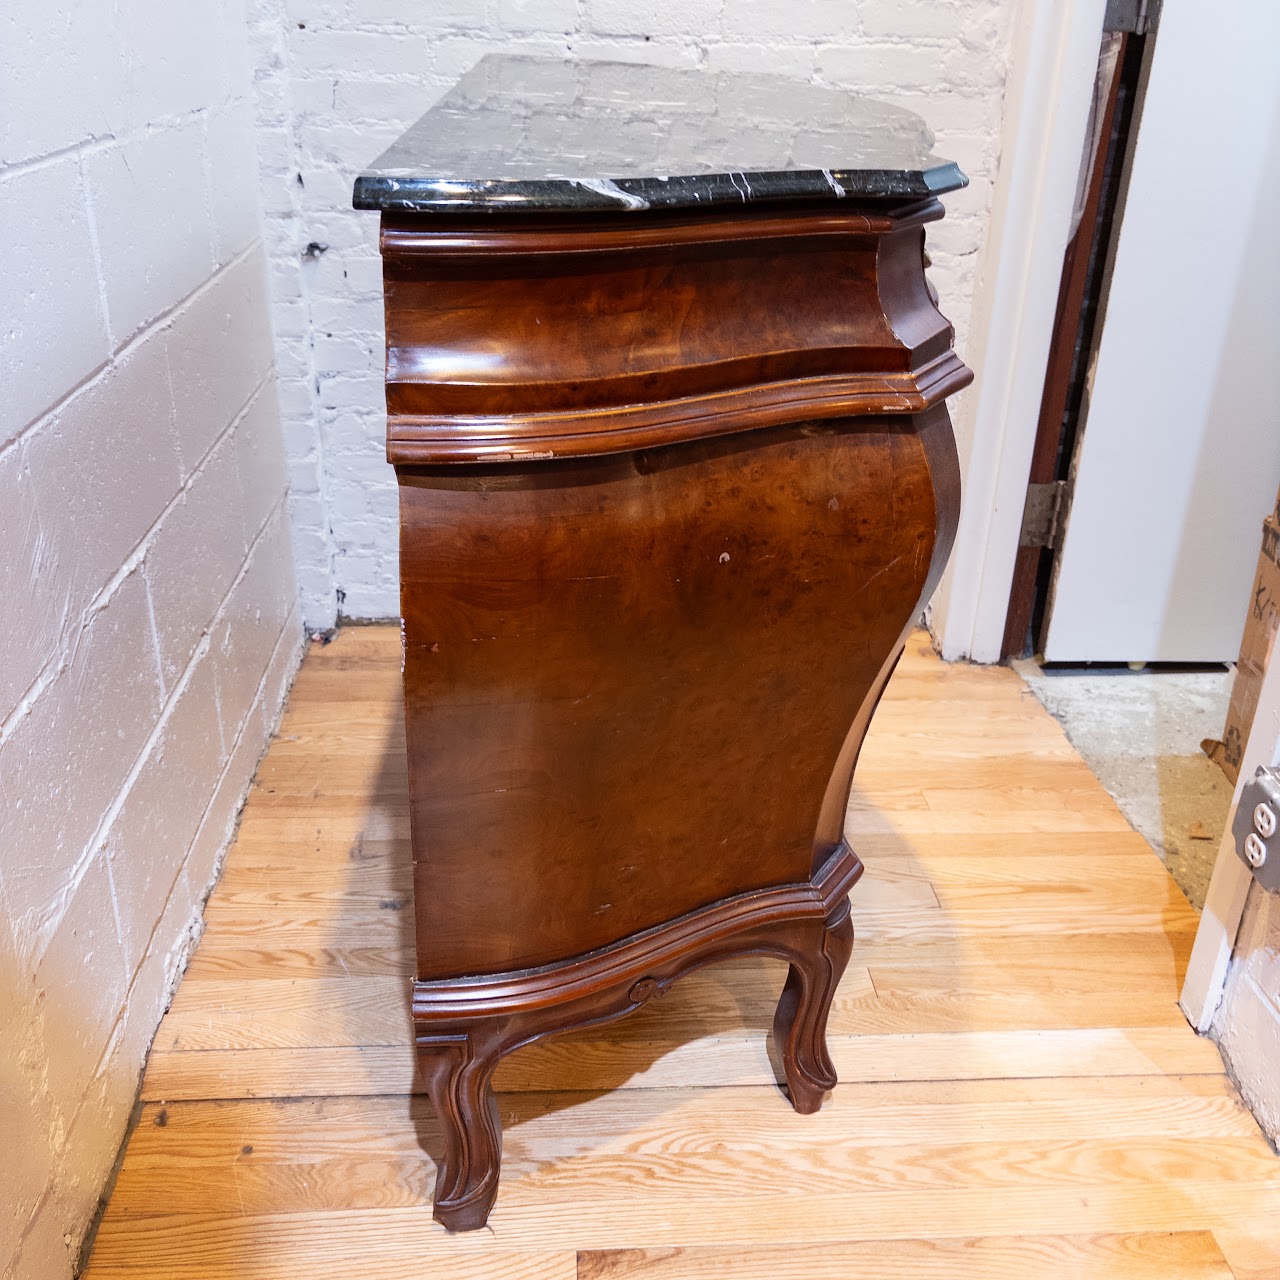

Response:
(85, 626), (1280, 1278)
(577, 1233), (1236, 1279)
(138, 1026), (1226, 1104)
(379, 202), (970, 461)
(89, 1182), (1280, 1272)
(1213, 1227), (1280, 1280)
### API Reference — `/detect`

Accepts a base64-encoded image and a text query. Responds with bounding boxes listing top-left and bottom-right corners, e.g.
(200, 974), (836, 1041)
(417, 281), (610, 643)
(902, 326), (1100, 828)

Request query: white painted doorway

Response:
(1041, 0), (1280, 664)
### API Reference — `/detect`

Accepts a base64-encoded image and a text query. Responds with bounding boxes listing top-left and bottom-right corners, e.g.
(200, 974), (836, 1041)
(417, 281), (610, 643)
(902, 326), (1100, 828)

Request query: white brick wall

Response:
(0, 2), (303, 1275)
(247, 0), (1018, 628)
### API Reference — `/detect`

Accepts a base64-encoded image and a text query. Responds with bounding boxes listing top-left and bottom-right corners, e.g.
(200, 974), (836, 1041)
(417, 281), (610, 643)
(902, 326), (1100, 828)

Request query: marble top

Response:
(352, 55), (966, 215)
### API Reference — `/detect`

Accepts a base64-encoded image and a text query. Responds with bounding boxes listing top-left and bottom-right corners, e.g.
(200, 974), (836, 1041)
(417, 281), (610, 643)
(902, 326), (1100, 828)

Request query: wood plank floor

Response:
(85, 628), (1280, 1280)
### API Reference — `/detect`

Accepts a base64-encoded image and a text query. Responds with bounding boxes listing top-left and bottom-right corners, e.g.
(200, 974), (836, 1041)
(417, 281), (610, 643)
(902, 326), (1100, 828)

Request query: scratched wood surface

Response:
(85, 627), (1280, 1280)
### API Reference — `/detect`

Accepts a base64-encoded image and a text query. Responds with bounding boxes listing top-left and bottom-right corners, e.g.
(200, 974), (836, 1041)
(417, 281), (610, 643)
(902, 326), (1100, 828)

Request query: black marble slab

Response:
(353, 55), (966, 215)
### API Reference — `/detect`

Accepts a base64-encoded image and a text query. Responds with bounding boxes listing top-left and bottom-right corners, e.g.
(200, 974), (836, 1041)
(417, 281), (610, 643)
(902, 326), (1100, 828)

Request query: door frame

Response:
(930, 0), (1108, 663)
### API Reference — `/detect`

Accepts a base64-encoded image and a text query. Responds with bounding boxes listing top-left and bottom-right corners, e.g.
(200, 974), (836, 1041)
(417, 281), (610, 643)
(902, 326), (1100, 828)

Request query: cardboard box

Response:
(1211, 515), (1280, 782)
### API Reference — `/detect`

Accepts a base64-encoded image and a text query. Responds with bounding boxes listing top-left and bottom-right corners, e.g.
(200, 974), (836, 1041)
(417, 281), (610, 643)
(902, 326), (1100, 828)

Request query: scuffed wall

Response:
(1214, 882), (1280, 1147)
(247, 0), (1020, 628)
(0, 1), (303, 1274)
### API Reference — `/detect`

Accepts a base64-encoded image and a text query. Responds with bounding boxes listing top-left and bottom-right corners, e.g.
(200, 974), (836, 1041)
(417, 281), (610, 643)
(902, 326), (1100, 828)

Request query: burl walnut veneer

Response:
(354, 56), (972, 1230)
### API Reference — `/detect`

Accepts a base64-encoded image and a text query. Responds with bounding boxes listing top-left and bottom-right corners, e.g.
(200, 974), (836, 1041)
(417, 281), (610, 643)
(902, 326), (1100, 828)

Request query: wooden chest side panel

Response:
(399, 416), (943, 979)
(383, 235), (905, 416)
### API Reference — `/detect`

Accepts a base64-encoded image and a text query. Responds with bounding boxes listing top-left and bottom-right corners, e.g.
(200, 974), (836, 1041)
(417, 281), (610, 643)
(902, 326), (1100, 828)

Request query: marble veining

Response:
(353, 55), (966, 214)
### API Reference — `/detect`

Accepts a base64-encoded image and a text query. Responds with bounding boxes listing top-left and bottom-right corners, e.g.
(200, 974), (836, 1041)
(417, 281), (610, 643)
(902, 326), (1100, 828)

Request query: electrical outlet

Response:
(1232, 767), (1280, 893)
(1255, 801), (1277, 840)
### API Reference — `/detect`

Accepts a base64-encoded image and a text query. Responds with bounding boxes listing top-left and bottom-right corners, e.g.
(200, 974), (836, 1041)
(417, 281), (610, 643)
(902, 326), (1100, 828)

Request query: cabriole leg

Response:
(417, 1032), (504, 1231)
(772, 900), (855, 1114)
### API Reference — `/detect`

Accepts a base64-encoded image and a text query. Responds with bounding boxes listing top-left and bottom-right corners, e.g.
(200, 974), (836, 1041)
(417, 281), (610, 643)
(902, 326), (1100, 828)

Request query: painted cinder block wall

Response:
(0, 2), (303, 1275)
(248, 0), (1022, 630)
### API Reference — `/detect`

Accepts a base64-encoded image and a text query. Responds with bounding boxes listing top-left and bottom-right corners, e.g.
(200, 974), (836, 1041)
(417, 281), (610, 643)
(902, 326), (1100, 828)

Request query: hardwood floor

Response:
(84, 628), (1280, 1280)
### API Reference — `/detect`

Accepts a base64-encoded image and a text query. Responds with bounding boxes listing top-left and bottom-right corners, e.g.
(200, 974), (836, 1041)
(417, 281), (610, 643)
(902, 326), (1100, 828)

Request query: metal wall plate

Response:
(1232, 766), (1280, 893)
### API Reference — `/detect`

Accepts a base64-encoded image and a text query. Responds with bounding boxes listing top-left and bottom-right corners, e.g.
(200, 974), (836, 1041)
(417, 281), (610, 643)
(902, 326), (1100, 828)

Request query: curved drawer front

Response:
(380, 204), (970, 463)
